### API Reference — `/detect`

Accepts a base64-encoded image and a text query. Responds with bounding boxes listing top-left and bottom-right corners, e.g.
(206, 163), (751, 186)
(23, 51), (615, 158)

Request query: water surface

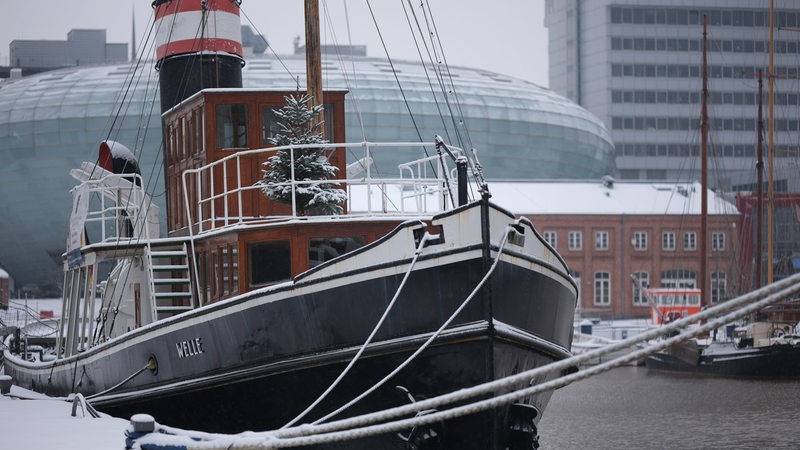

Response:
(538, 366), (800, 449)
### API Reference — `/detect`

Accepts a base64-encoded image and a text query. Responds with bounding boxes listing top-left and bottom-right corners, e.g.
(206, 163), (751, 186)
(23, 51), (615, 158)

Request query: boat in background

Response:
(646, 317), (800, 378)
(2, 1), (578, 448)
(646, 8), (800, 379)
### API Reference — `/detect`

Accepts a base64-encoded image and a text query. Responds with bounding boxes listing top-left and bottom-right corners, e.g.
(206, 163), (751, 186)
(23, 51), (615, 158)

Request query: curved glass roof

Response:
(0, 54), (615, 290)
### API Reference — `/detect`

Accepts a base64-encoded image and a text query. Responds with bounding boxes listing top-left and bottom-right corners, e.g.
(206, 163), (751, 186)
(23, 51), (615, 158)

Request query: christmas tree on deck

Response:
(259, 94), (347, 215)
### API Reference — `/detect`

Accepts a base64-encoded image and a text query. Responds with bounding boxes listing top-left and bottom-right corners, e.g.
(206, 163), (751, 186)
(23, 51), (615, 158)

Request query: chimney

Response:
(153, 0), (244, 113)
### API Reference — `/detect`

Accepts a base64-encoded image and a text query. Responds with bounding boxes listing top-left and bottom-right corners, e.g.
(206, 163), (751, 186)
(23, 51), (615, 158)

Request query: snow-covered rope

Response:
(282, 225), (433, 428)
(127, 271), (800, 450)
(241, 274), (800, 449)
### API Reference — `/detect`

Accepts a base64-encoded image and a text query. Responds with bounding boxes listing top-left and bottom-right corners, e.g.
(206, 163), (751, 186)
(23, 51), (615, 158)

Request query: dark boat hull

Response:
(646, 344), (800, 378)
(4, 202), (577, 448)
(109, 335), (563, 449)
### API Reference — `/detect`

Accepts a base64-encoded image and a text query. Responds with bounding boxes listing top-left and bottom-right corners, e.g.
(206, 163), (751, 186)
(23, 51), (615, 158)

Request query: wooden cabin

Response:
(160, 89), (402, 306)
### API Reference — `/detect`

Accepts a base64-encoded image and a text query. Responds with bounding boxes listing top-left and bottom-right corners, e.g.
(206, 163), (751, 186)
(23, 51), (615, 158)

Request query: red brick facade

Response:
(528, 213), (740, 320)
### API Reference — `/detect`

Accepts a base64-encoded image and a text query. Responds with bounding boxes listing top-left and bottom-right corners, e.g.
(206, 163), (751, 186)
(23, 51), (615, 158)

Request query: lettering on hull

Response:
(176, 337), (205, 358)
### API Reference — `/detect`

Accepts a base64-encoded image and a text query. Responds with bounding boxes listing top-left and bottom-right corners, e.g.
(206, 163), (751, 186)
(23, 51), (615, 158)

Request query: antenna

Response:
(130, 3), (136, 62)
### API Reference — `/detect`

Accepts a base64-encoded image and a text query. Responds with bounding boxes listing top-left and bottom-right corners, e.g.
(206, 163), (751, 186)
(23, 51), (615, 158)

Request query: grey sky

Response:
(0, 0), (549, 87)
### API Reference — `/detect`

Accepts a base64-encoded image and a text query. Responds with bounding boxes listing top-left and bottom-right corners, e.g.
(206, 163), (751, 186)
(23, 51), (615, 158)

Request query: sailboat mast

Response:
(304, 0), (325, 134)
(700, 14), (708, 307)
(756, 71), (764, 289)
(767, 0), (775, 284)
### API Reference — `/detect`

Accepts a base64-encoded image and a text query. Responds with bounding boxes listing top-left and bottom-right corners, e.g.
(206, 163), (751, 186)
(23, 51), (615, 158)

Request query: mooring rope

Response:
(310, 224), (514, 426)
(127, 272), (800, 449)
(87, 359), (155, 400)
(282, 226), (433, 428)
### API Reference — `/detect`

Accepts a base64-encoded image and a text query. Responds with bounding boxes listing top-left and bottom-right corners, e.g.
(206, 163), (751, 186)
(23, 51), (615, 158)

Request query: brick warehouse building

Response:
(490, 179), (741, 320)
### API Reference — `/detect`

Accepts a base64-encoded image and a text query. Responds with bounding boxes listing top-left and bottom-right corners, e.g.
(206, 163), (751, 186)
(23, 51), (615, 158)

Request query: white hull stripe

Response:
(154, 10), (242, 60)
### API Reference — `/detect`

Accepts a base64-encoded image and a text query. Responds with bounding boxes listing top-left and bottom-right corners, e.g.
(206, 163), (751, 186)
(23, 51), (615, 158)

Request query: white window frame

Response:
(594, 271), (611, 305)
(543, 231), (557, 249)
(662, 231), (676, 251)
(633, 231), (648, 251)
(712, 232), (726, 251)
(711, 272), (727, 303)
(595, 230), (609, 251)
(683, 231), (697, 251)
(631, 271), (649, 306)
(568, 231), (583, 251)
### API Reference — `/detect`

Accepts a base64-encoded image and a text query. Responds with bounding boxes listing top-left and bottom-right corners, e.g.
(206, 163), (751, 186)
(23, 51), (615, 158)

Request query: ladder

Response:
(146, 243), (194, 320)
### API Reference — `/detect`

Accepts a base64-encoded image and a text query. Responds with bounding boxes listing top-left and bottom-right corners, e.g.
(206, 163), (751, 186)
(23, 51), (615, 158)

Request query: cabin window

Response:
(216, 103), (248, 149)
(218, 244), (239, 296)
(180, 116), (187, 160)
(213, 249), (221, 297)
(261, 106), (282, 144)
(631, 271), (649, 306)
(261, 103), (335, 144)
(197, 252), (208, 305)
(323, 103), (335, 142)
(192, 107), (204, 155)
(168, 124), (176, 163)
(231, 245), (239, 294)
(222, 246), (230, 296)
(249, 241), (291, 286)
(308, 237), (364, 268)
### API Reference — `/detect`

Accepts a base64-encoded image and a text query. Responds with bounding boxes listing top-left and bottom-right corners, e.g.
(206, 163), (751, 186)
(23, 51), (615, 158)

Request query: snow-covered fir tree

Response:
(259, 94), (347, 215)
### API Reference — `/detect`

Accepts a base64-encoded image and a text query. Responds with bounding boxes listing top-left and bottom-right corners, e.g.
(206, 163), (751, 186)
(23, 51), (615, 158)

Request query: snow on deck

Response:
(0, 384), (128, 449)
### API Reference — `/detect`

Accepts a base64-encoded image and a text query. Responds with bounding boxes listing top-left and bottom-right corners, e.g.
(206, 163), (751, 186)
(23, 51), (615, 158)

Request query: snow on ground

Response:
(0, 384), (129, 449)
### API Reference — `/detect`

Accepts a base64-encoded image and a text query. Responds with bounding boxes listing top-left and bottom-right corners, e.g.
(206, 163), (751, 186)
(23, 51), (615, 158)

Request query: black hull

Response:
(107, 337), (561, 449)
(646, 344), (800, 378)
(4, 203), (577, 449)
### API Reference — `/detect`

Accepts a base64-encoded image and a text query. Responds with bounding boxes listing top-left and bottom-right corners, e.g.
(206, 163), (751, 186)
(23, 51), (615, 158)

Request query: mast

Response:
(304, 0), (325, 135)
(700, 14), (708, 307)
(756, 71), (764, 289)
(767, 0), (775, 284)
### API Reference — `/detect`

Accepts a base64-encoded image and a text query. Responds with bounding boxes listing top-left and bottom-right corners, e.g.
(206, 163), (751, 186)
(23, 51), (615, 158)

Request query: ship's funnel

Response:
(153, 0), (244, 113)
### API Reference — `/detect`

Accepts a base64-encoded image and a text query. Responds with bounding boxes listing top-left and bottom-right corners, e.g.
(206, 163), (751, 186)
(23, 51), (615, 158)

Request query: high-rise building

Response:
(545, 0), (800, 193)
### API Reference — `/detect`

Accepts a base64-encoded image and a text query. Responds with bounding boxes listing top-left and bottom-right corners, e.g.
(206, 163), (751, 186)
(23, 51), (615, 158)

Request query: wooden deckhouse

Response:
(160, 89), (400, 306)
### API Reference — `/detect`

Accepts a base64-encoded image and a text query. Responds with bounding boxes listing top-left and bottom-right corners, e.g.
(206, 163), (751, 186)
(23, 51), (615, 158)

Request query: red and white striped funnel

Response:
(153, 0), (243, 63)
(151, 0), (244, 113)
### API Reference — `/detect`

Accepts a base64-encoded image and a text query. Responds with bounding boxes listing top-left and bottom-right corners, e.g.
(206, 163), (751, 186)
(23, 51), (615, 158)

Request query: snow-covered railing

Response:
(181, 141), (463, 234)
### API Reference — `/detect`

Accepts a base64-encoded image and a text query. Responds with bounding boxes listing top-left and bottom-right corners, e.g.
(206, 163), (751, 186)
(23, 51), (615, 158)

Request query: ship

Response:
(2, 1), (578, 448)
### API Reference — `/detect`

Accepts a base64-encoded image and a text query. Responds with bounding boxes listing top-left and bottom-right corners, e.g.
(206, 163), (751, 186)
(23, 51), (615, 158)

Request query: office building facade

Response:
(545, 0), (800, 193)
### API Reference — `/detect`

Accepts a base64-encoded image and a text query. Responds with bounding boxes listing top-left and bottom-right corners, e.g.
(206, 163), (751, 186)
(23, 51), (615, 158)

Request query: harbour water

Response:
(537, 366), (800, 450)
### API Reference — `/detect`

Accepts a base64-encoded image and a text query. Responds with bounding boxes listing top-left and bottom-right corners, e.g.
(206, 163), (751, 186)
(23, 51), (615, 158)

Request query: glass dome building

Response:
(0, 54), (615, 292)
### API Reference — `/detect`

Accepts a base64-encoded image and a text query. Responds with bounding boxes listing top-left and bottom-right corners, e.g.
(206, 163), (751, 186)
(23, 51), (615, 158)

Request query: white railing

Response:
(181, 141), (465, 234)
(69, 169), (159, 246)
